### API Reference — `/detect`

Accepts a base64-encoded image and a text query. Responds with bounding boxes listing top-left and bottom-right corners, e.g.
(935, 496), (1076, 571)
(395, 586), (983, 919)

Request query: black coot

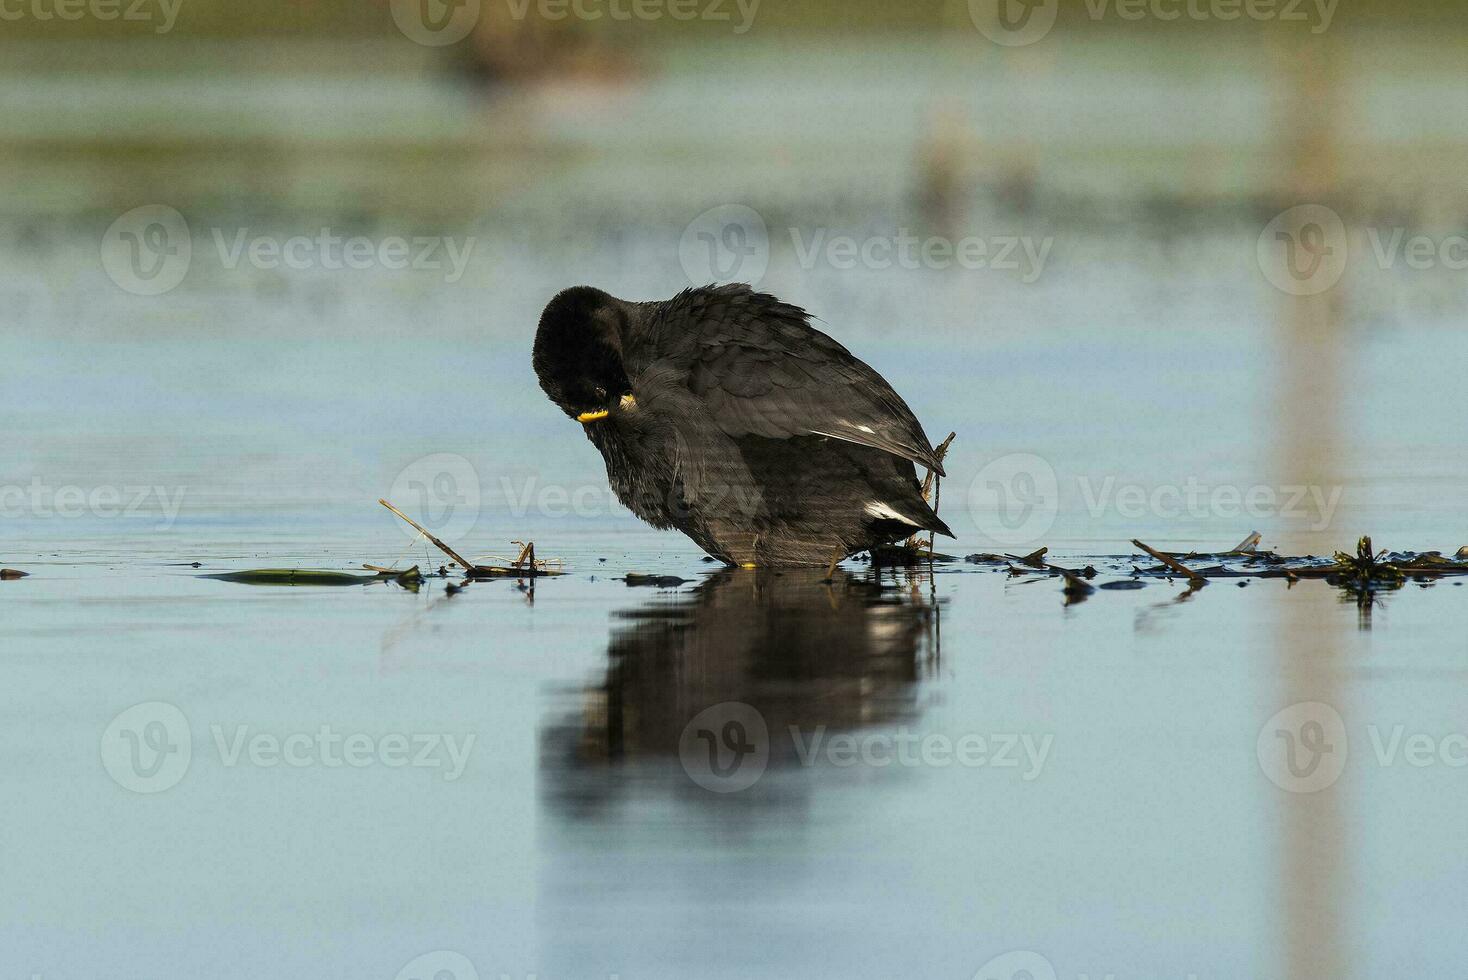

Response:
(533, 283), (953, 567)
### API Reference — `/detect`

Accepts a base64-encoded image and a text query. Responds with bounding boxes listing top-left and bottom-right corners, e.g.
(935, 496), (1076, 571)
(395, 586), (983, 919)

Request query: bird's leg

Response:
(736, 533), (759, 569)
(824, 548), (842, 582)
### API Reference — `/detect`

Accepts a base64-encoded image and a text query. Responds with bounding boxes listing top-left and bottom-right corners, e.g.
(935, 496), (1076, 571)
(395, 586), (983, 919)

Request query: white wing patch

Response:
(865, 501), (916, 525)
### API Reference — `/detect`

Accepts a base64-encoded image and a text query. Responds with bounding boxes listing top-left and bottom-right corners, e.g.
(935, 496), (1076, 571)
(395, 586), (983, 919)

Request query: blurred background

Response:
(6, 5), (1468, 980)
(6, 0), (1468, 556)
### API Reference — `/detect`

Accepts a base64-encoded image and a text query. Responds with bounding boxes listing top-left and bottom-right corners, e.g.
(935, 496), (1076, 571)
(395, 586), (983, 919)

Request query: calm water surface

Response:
(5, 35), (1468, 980)
(7, 277), (1468, 978)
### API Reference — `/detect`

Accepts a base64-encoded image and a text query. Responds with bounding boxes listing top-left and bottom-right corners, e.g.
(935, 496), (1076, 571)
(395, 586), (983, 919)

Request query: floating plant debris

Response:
(980, 532), (1468, 607)
(378, 499), (564, 578)
(1132, 539), (1207, 586)
(194, 500), (566, 593)
(869, 544), (959, 565)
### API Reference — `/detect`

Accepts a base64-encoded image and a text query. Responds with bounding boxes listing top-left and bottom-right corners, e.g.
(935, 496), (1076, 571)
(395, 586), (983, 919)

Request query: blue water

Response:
(5, 32), (1468, 980)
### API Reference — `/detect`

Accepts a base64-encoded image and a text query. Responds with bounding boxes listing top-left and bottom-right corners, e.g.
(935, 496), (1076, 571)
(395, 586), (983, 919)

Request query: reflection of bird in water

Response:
(540, 567), (941, 816)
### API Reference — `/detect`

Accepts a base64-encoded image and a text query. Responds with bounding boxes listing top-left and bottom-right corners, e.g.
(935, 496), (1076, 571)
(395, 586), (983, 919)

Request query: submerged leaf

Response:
(624, 573), (690, 588)
(204, 569), (382, 586)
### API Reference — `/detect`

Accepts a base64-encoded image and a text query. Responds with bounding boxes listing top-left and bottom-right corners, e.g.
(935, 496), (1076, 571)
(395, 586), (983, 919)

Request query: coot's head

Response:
(533, 286), (636, 424)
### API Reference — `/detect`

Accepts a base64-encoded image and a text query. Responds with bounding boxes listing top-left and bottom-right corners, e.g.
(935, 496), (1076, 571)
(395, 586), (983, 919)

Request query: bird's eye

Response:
(593, 386), (607, 401)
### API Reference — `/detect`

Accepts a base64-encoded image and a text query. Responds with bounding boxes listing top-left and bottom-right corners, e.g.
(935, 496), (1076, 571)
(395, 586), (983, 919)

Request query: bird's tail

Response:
(867, 494), (954, 539)
(924, 510), (955, 539)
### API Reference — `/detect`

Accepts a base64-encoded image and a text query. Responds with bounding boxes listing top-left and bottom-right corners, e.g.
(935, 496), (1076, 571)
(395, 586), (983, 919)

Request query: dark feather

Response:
(534, 283), (952, 566)
(623, 284), (947, 476)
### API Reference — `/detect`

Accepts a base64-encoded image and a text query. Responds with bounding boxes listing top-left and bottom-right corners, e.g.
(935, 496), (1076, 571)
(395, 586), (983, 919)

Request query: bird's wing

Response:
(628, 284), (946, 476)
(631, 364), (764, 517)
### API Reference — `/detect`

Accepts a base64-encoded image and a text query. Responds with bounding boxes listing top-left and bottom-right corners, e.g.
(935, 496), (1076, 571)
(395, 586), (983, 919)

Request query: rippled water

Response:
(5, 32), (1468, 980)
